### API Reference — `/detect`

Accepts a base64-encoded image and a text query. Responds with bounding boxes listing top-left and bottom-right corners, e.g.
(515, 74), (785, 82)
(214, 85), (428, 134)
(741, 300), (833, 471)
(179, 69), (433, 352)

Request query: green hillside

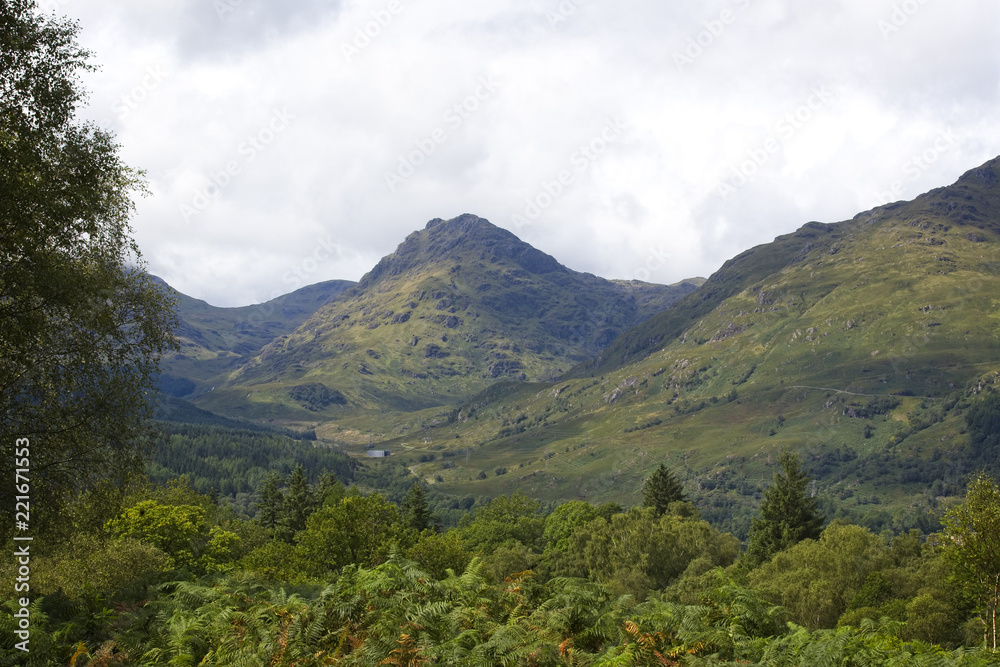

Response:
(154, 277), (355, 397)
(192, 214), (700, 418)
(359, 157), (1000, 536)
(156, 159), (1000, 537)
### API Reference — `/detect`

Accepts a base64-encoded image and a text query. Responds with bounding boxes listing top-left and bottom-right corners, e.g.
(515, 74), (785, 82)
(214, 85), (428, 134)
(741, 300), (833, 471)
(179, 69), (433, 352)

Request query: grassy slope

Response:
(362, 158), (1000, 535)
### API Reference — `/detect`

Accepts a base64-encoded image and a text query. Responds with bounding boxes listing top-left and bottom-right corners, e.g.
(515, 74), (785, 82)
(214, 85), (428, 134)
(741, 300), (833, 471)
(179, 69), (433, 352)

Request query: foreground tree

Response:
(743, 450), (825, 568)
(942, 471), (1000, 650)
(0, 0), (176, 536)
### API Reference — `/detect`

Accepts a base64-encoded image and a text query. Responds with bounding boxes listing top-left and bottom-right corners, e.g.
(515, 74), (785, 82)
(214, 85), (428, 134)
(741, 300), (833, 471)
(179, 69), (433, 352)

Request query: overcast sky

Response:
(54, 0), (1000, 307)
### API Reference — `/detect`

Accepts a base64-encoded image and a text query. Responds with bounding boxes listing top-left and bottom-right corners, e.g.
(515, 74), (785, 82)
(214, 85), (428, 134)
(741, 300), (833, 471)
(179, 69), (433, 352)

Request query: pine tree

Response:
(743, 450), (824, 568)
(281, 466), (315, 536)
(402, 481), (433, 532)
(255, 472), (285, 533)
(642, 464), (686, 516)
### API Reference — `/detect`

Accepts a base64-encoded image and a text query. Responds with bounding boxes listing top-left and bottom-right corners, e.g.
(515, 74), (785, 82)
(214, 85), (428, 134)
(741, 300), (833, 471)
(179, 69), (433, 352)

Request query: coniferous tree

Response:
(402, 481), (433, 532)
(255, 472), (285, 533)
(743, 450), (824, 568)
(281, 465), (314, 536)
(315, 471), (346, 507)
(642, 463), (686, 516)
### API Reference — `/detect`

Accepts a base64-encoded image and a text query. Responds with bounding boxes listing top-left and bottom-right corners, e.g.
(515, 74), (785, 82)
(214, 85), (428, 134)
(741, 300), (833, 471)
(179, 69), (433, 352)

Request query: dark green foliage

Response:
(282, 465), (315, 535)
(595, 502), (624, 520)
(405, 530), (470, 579)
(402, 481), (433, 532)
(624, 417), (662, 433)
(557, 506), (740, 600)
(315, 472), (347, 507)
(0, 0), (177, 538)
(642, 463), (687, 516)
(147, 422), (354, 499)
(848, 571), (894, 611)
(16, 548), (990, 666)
(543, 500), (599, 552)
(255, 473), (284, 532)
(966, 392), (1000, 454)
(1, 482), (997, 663)
(743, 450), (825, 568)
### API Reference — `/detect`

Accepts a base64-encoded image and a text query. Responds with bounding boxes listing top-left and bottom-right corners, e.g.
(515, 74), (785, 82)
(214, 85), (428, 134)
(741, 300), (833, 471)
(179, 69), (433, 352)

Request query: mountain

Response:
(367, 157), (1000, 536)
(191, 214), (701, 418)
(154, 277), (355, 397)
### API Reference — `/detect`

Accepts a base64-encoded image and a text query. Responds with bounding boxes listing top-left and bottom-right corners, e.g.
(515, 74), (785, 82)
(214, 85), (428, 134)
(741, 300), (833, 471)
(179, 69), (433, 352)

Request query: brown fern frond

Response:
(379, 633), (429, 666)
(69, 642), (89, 667)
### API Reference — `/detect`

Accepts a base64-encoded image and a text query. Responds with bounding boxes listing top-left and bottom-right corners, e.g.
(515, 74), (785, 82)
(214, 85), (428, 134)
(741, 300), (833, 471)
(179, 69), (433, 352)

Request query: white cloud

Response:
(59, 0), (1000, 306)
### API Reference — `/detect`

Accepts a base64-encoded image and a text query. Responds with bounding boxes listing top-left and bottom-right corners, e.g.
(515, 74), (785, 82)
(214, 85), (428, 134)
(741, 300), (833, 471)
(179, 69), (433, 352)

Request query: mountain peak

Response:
(424, 212), (493, 232)
(358, 214), (565, 290)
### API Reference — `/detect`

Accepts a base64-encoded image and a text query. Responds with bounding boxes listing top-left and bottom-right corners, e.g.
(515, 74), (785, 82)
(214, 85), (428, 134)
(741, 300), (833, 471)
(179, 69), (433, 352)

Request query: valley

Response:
(159, 157), (1000, 537)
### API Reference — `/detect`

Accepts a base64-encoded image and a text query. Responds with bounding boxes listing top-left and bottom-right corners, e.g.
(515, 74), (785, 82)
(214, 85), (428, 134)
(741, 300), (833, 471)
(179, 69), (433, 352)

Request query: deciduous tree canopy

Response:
(0, 0), (176, 535)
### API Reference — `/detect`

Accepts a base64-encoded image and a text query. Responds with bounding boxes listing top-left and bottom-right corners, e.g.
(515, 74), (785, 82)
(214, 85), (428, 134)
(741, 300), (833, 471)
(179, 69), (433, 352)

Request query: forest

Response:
(4, 451), (1000, 665)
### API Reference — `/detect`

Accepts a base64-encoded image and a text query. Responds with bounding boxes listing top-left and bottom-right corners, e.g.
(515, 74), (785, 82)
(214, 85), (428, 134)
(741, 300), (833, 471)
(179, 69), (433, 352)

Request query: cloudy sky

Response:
(55, 0), (1000, 307)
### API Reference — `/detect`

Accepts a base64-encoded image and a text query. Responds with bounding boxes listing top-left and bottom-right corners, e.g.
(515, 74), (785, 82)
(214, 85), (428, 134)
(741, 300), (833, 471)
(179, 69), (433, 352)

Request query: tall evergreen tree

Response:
(402, 481), (433, 532)
(743, 450), (824, 568)
(255, 472), (285, 533)
(281, 465), (315, 536)
(642, 463), (686, 516)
